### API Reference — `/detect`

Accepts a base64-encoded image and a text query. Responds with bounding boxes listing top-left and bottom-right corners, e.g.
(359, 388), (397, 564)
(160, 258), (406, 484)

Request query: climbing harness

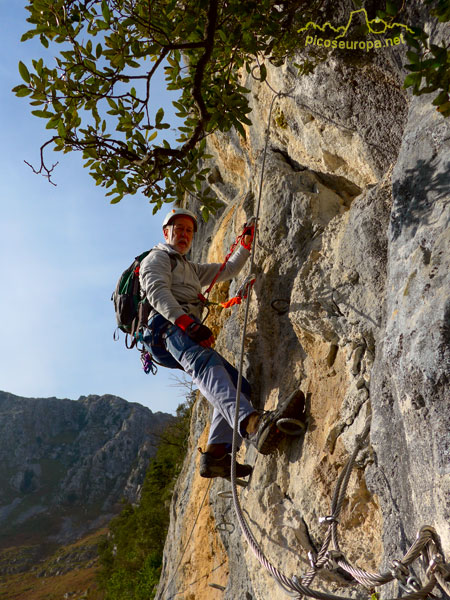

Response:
(112, 248), (177, 356)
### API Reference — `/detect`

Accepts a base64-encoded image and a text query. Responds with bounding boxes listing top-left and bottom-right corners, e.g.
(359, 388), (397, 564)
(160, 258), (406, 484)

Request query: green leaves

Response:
(432, 90), (449, 106)
(18, 61), (30, 83)
(155, 107), (164, 127)
(385, 1), (398, 16)
(259, 63), (267, 82)
(31, 109), (55, 118)
(201, 205), (210, 222)
(101, 0), (111, 25)
(404, 26), (450, 116)
(12, 84), (32, 97)
(17, 0), (447, 220)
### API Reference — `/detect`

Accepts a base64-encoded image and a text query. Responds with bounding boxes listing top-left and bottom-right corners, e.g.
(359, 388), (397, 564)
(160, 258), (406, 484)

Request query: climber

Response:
(140, 207), (303, 480)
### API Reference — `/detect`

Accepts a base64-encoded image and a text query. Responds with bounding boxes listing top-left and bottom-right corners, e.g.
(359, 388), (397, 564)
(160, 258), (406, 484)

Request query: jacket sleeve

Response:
(194, 245), (250, 287)
(140, 251), (186, 324)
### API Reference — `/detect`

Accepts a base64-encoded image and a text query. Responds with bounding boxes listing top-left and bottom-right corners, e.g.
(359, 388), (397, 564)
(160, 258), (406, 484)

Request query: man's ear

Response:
(163, 227), (169, 242)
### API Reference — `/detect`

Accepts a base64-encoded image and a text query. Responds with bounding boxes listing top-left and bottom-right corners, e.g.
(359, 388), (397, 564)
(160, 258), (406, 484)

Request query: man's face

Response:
(163, 215), (195, 255)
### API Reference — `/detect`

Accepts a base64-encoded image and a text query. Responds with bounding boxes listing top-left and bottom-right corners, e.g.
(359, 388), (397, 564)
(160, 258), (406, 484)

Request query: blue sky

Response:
(0, 4), (192, 414)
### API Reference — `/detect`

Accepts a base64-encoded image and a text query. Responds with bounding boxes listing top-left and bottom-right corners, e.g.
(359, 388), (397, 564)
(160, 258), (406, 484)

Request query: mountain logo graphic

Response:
(298, 8), (414, 52)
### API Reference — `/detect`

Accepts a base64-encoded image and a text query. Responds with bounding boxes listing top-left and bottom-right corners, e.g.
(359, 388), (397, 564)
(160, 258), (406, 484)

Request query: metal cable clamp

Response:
(308, 551), (317, 569)
(326, 550), (346, 571)
(319, 515), (339, 525)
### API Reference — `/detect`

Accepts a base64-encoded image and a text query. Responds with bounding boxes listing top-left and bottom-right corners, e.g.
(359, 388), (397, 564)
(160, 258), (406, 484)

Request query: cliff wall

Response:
(156, 9), (449, 600)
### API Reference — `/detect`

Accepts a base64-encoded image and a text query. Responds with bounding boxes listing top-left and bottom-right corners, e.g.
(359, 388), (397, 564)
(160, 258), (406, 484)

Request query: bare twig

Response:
(24, 137), (60, 185)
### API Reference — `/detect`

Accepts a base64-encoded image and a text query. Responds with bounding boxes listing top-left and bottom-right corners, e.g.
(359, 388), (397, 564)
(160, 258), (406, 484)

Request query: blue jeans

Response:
(142, 314), (255, 447)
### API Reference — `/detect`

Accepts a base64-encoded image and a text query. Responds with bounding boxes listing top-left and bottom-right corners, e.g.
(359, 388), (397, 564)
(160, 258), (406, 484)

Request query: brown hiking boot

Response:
(199, 451), (253, 479)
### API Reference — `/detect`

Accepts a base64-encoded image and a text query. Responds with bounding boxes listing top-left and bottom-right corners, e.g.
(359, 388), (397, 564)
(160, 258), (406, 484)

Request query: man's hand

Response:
(241, 223), (255, 251)
(175, 314), (215, 347)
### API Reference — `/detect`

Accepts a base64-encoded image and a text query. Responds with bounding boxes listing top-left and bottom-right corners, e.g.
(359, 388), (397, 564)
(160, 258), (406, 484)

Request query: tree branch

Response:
(180, 0), (218, 153)
(24, 137), (60, 184)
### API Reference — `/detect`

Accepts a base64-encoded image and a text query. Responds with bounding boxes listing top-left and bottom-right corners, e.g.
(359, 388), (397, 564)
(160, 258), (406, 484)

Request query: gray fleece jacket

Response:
(140, 242), (250, 323)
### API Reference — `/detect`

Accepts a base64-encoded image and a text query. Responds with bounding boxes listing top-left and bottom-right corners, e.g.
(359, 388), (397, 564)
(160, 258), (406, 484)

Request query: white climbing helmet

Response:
(162, 208), (198, 232)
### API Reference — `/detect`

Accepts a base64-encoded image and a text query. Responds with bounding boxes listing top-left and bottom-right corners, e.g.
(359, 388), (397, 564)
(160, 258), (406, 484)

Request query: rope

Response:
(230, 84), (306, 594)
(166, 560), (227, 599)
(159, 479), (212, 599)
(226, 74), (449, 600)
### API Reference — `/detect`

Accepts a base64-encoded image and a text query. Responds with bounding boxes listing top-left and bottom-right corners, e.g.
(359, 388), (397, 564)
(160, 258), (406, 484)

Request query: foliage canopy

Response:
(14, 0), (449, 216)
(378, 0), (450, 115)
(14, 0), (316, 214)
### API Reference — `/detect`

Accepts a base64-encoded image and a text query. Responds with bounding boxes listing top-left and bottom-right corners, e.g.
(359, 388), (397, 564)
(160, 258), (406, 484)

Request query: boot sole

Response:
(199, 462), (253, 479)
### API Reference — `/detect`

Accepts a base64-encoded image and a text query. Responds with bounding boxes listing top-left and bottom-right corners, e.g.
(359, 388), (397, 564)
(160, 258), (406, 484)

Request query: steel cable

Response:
(223, 75), (447, 600)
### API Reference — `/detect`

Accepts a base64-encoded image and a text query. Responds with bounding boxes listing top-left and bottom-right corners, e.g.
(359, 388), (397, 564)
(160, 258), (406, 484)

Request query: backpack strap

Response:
(148, 247), (178, 273)
(168, 254), (177, 271)
(136, 249), (177, 333)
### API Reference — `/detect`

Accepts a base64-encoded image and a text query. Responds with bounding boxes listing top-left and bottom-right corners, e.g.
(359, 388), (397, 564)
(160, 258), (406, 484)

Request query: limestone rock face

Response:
(155, 10), (449, 600)
(0, 392), (172, 545)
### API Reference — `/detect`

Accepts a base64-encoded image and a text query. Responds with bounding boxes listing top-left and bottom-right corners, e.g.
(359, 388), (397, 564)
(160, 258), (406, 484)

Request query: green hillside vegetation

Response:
(97, 399), (193, 600)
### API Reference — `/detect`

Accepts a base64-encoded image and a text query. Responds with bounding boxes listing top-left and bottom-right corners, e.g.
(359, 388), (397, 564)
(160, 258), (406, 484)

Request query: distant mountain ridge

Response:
(0, 391), (172, 548)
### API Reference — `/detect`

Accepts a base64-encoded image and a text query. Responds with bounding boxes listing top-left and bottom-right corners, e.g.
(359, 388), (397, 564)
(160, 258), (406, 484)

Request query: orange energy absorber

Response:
(221, 296), (243, 309)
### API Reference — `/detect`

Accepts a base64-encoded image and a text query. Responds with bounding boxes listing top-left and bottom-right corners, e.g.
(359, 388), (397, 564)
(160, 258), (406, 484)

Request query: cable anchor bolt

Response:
(399, 575), (422, 594)
(216, 520), (235, 533)
(426, 554), (450, 581)
(270, 298), (290, 315)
